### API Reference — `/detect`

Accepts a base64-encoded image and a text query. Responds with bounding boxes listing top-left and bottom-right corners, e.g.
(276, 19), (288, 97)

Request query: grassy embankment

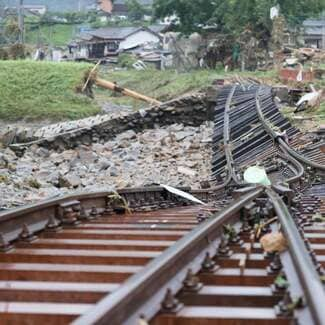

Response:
(25, 24), (76, 47)
(95, 68), (278, 109)
(0, 60), (323, 124)
(100, 68), (324, 125)
(0, 60), (100, 121)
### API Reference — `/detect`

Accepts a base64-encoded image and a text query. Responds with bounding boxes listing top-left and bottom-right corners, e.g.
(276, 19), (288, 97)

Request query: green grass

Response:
(317, 103), (325, 122)
(0, 60), (100, 121)
(25, 24), (76, 47)
(96, 69), (223, 109)
(95, 68), (279, 109)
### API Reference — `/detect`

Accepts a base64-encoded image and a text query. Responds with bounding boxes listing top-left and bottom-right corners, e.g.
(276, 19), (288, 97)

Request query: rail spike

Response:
(89, 206), (100, 220)
(19, 223), (38, 242)
(79, 206), (90, 221)
(58, 201), (81, 226)
(217, 234), (232, 256)
(161, 288), (184, 313)
(268, 252), (282, 274)
(182, 269), (203, 292)
(201, 252), (219, 273)
(45, 215), (62, 232)
(0, 233), (13, 252)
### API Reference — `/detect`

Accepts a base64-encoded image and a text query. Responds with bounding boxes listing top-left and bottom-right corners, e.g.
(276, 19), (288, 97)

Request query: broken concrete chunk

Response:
(177, 166), (197, 177)
(78, 149), (97, 164)
(116, 130), (137, 141)
(59, 174), (82, 188)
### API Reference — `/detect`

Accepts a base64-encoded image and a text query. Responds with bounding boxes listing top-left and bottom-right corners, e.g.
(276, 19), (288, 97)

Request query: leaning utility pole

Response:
(322, 12), (325, 50)
(18, 0), (24, 44)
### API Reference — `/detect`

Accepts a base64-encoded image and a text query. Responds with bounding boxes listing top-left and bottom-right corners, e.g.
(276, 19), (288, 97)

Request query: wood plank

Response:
(0, 263), (140, 283)
(78, 223), (194, 231)
(152, 307), (291, 325)
(200, 268), (276, 286)
(218, 254), (269, 268)
(2, 249), (159, 266)
(0, 281), (117, 304)
(42, 229), (186, 241)
(0, 302), (92, 324)
(179, 285), (281, 307)
(16, 239), (174, 251)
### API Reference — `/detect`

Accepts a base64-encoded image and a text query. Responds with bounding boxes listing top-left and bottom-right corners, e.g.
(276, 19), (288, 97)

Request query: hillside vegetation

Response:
(0, 60), (100, 121)
(25, 24), (76, 47)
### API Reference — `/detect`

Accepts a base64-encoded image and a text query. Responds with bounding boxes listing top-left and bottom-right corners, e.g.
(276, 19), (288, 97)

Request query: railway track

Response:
(0, 83), (324, 325)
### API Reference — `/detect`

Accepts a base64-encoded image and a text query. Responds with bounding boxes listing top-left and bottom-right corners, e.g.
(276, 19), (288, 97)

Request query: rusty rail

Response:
(73, 187), (264, 325)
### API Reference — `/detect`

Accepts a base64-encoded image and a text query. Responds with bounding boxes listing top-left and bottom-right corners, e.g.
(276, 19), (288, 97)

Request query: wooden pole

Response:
(94, 78), (162, 106)
(82, 62), (162, 106)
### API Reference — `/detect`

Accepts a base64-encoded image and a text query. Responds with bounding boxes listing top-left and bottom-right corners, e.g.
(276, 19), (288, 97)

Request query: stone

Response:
(177, 166), (197, 177)
(59, 174), (82, 188)
(92, 143), (105, 154)
(184, 161), (198, 168)
(98, 158), (111, 171)
(109, 166), (119, 177)
(0, 121), (213, 209)
(78, 149), (97, 164)
(117, 130), (137, 141)
(174, 130), (196, 141)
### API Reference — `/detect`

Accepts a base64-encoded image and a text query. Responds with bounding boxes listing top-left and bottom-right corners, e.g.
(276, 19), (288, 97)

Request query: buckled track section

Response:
(0, 84), (324, 325)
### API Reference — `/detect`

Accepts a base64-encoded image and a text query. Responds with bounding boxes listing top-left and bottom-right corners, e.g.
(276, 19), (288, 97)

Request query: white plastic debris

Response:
(160, 184), (206, 205)
(296, 85), (323, 110)
(243, 166), (271, 186)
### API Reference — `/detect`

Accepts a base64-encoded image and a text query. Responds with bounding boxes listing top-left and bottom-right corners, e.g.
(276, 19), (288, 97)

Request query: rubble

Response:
(0, 122), (213, 210)
(8, 93), (213, 153)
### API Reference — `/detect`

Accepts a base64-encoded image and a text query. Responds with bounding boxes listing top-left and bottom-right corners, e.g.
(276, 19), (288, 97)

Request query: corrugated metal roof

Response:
(149, 25), (168, 34)
(89, 27), (141, 40)
(303, 19), (325, 35)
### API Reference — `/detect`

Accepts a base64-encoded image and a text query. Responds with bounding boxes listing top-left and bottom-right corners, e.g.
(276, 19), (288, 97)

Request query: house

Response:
(97, 0), (153, 17)
(97, 0), (113, 14)
(23, 5), (47, 15)
(71, 26), (162, 59)
(303, 19), (325, 49)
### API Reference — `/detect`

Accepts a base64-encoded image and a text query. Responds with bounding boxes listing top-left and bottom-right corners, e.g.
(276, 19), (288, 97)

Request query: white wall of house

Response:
(24, 6), (47, 15)
(119, 30), (160, 50)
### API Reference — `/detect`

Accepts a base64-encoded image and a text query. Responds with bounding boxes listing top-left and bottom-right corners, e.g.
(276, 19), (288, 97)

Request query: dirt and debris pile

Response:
(9, 93), (214, 153)
(0, 123), (213, 210)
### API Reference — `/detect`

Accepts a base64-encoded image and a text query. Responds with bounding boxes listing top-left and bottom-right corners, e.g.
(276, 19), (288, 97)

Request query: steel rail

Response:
(210, 85), (238, 191)
(278, 152), (304, 185)
(255, 88), (325, 172)
(278, 138), (325, 172)
(0, 186), (204, 243)
(73, 187), (264, 325)
(223, 85), (239, 186)
(266, 188), (325, 325)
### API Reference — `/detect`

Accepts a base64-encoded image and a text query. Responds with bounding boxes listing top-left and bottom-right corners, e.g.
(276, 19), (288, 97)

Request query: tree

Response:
(126, 0), (146, 21)
(154, 0), (216, 33)
(153, 0), (325, 36)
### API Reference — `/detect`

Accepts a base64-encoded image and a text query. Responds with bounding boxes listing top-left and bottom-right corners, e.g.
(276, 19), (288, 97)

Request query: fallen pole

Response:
(94, 77), (162, 106)
(82, 62), (162, 106)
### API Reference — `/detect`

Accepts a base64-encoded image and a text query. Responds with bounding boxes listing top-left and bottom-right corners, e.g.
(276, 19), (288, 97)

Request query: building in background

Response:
(23, 5), (47, 15)
(71, 26), (161, 58)
(303, 19), (325, 49)
(97, 0), (153, 17)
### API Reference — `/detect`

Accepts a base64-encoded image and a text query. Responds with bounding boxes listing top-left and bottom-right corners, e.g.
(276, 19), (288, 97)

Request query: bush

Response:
(0, 48), (9, 60)
(8, 44), (25, 60)
(118, 53), (137, 68)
